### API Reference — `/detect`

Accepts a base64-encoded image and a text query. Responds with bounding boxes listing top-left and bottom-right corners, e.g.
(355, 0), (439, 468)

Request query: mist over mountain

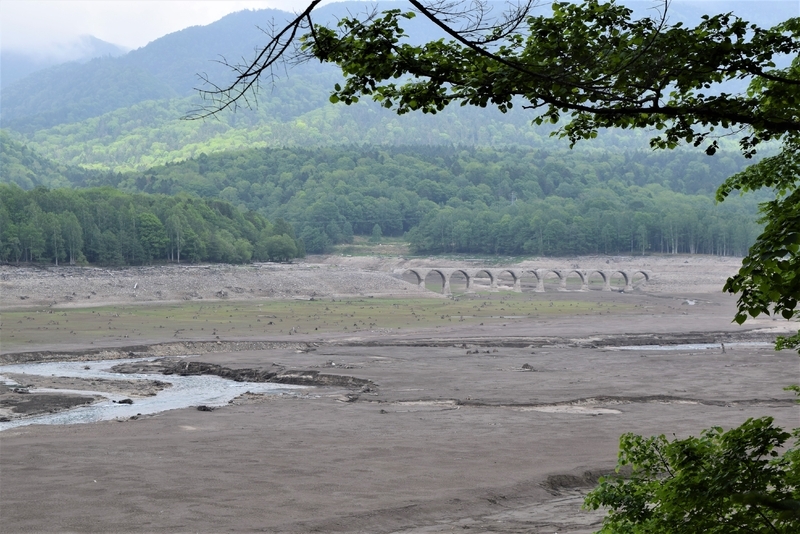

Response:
(0, 35), (128, 89)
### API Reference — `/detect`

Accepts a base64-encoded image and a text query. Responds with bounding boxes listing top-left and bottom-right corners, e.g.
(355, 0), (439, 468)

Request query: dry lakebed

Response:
(1, 255), (798, 533)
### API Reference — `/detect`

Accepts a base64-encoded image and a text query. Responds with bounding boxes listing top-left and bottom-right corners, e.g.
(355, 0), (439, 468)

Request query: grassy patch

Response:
(329, 236), (411, 256)
(0, 293), (635, 350)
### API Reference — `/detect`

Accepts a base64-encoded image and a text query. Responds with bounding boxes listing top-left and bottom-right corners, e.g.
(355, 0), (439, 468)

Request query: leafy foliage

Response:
(718, 137), (800, 351)
(303, 1), (800, 157)
(585, 417), (800, 533)
(715, 57), (800, 352)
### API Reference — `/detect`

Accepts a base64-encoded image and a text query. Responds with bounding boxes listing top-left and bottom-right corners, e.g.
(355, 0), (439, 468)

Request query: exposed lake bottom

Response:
(0, 358), (305, 431)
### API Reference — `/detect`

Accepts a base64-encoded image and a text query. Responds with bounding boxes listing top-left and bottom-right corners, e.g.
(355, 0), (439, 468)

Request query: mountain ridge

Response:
(3, 1), (796, 131)
(0, 35), (129, 89)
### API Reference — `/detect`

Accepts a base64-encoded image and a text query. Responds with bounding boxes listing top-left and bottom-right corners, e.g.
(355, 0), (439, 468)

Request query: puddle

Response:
(0, 358), (305, 431)
(614, 342), (773, 351)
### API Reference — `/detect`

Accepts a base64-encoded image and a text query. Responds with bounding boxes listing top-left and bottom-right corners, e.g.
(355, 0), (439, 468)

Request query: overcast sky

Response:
(0, 1), (340, 55)
(0, 1), (795, 57)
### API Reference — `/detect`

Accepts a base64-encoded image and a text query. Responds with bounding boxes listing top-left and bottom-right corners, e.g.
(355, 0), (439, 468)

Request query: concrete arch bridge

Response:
(396, 268), (651, 294)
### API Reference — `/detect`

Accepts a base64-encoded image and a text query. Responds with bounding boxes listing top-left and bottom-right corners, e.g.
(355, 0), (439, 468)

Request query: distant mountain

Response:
(4, 1), (795, 131)
(0, 35), (128, 89)
(0, 8), (320, 131)
(0, 1), (795, 171)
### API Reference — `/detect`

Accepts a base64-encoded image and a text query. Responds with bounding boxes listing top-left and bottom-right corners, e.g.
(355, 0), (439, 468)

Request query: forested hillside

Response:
(77, 145), (759, 256)
(2, 2), (794, 172)
(0, 131), (100, 189)
(1, 1), (790, 264)
(0, 184), (303, 265)
(0, 35), (129, 89)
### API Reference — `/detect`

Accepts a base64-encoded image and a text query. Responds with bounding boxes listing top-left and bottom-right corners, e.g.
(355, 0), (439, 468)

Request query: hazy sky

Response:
(0, 1), (795, 56)
(0, 1), (339, 55)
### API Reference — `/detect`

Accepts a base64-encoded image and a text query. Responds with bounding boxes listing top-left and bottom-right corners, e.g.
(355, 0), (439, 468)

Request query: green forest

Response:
(105, 145), (763, 256)
(0, 184), (303, 265)
(0, 4), (781, 265)
(1, 135), (765, 258)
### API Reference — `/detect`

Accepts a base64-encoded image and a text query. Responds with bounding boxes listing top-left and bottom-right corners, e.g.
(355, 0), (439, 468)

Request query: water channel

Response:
(0, 357), (305, 432)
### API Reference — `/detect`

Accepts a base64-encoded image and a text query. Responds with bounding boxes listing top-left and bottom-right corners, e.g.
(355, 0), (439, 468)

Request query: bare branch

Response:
(419, 1), (537, 44)
(187, 0), (325, 119)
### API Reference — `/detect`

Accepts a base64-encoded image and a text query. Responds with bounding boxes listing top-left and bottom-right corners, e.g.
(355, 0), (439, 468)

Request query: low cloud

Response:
(0, 0), (314, 55)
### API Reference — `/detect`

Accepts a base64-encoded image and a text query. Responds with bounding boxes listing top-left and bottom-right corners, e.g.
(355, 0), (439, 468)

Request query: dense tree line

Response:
(407, 188), (759, 257)
(0, 185), (303, 265)
(0, 141), (766, 258)
(87, 145), (762, 255)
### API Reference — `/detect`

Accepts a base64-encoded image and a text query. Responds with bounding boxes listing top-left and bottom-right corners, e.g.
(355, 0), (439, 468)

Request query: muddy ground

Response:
(0, 256), (798, 533)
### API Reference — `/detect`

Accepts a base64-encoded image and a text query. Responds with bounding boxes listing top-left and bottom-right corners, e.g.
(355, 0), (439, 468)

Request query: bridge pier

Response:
(621, 272), (633, 292)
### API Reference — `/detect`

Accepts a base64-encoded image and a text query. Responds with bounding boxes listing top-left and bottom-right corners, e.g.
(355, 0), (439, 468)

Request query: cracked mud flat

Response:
(1, 256), (799, 533)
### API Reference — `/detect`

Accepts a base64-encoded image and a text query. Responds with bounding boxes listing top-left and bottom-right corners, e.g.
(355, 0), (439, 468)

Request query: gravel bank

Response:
(0, 262), (429, 309)
(1, 254), (743, 310)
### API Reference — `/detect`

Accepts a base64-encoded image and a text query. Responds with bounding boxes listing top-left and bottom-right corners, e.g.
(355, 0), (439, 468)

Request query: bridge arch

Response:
(609, 270), (629, 291)
(470, 269), (495, 291)
(519, 270), (544, 293)
(424, 269), (448, 294)
(586, 270), (608, 291)
(541, 269), (565, 291)
(495, 269), (520, 292)
(402, 269), (425, 287)
(564, 269), (586, 290)
(449, 269), (471, 293)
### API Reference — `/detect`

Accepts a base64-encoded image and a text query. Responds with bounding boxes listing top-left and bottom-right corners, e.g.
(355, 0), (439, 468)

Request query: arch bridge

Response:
(396, 268), (651, 294)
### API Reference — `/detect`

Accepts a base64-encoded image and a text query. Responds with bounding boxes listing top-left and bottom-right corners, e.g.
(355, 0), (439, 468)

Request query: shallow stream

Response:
(0, 357), (305, 432)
